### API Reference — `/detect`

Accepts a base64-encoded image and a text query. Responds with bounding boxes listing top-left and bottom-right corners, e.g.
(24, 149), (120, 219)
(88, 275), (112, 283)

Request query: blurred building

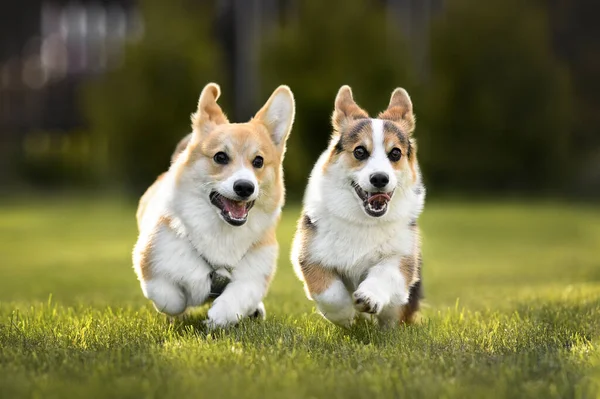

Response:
(0, 0), (141, 131)
(0, 0), (441, 187)
(0, 0), (441, 136)
(0, 0), (142, 184)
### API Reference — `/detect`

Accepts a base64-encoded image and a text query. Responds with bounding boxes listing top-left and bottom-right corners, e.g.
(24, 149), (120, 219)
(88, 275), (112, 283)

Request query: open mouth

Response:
(209, 191), (255, 226)
(351, 181), (394, 217)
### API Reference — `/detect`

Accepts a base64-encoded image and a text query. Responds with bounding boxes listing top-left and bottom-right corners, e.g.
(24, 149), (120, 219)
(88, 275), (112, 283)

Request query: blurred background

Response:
(1, 0), (600, 308)
(1, 0), (598, 199)
(2, 4), (600, 395)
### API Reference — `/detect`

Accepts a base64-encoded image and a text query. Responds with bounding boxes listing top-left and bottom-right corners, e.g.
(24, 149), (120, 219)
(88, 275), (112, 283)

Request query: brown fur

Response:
(136, 173), (166, 229)
(397, 222), (423, 324)
(332, 86), (369, 132)
(181, 123), (281, 201)
(135, 216), (173, 280)
(301, 262), (338, 296)
(378, 88), (415, 134)
(295, 212), (423, 325)
(399, 301), (420, 324)
(144, 84), (290, 222)
(293, 214), (338, 297)
(135, 81), (293, 279)
(137, 239), (153, 281)
(327, 87), (419, 184)
(297, 85), (423, 327)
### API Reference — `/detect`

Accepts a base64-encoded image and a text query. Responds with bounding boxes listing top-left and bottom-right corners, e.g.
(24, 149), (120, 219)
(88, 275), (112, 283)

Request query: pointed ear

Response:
(191, 83), (228, 136)
(378, 88), (415, 133)
(254, 85), (295, 150)
(332, 85), (369, 133)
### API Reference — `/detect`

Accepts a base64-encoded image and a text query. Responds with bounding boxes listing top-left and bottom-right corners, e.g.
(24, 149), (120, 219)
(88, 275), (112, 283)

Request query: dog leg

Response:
(136, 220), (214, 315)
(353, 256), (409, 315)
(298, 261), (355, 327)
(205, 243), (277, 329)
(377, 278), (422, 327)
(249, 302), (266, 319)
(313, 279), (356, 327)
(142, 278), (188, 316)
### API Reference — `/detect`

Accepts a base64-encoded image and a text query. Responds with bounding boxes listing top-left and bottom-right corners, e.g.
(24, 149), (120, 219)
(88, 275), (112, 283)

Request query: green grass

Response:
(1, 198), (600, 398)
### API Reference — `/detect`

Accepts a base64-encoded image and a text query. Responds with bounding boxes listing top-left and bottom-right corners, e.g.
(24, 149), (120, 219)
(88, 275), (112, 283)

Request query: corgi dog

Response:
(291, 86), (425, 328)
(133, 83), (295, 329)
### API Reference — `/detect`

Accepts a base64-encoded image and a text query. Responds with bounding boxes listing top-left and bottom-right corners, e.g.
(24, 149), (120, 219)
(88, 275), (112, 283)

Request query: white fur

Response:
(292, 117), (425, 326)
(134, 84), (294, 328)
(313, 279), (355, 327)
(356, 119), (398, 193)
(206, 243), (277, 328)
(354, 256), (409, 309)
(264, 91), (295, 145)
(218, 167), (259, 201)
(134, 220), (213, 315)
(134, 150), (281, 328)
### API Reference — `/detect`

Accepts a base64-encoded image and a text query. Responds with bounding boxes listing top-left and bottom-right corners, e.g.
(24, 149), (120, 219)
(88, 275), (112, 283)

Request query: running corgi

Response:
(291, 85), (424, 328)
(133, 83), (295, 329)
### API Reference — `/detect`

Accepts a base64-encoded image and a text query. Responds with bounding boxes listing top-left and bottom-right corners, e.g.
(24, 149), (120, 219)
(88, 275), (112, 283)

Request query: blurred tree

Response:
(260, 0), (416, 197)
(420, 0), (573, 193)
(84, 0), (224, 194)
(546, 0), (600, 196)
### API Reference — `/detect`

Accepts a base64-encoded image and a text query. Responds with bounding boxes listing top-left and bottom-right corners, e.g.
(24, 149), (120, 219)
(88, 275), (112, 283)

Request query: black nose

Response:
(233, 180), (255, 199)
(369, 173), (389, 189)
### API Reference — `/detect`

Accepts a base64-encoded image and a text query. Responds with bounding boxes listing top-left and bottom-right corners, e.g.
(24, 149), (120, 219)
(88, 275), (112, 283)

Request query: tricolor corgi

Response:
(291, 85), (425, 328)
(133, 83), (295, 329)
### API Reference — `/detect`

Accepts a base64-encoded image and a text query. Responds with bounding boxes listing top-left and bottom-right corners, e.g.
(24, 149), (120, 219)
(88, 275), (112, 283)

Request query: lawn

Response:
(1, 197), (600, 398)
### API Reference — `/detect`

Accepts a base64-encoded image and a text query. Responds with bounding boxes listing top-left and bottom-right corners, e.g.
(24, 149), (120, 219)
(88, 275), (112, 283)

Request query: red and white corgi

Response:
(133, 83), (295, 329)
(291, 86), (425, 328)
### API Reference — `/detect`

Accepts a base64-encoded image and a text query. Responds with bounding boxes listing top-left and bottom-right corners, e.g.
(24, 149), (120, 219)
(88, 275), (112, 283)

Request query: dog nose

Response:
(233, 180), (255, 199)
(369, 173), (389, 189)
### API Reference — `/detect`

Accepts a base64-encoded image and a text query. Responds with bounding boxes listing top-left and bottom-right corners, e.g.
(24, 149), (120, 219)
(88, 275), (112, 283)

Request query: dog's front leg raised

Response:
(205, 243), (277, 329)
(135, 221), (213, 316)
(353, 256), (409, 315)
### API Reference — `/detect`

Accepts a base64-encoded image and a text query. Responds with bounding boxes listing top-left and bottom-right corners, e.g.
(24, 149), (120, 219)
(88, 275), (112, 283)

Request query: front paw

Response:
(352, 288), (387, 315)
(204, 303), (240, 330)
(248, 302), (266, 320)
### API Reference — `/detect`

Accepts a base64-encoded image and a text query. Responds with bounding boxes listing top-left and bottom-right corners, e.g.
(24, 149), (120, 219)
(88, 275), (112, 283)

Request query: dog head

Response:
(322, 85), (418, 220)
(175, 83), (295, 227)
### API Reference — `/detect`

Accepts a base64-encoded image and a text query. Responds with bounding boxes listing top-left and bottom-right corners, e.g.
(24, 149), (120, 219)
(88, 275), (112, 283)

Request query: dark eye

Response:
(252, 156), (264, 168)
(388, 148), (402, 162)
(353, 146), (369, 160)
(213, 152), (229, 165)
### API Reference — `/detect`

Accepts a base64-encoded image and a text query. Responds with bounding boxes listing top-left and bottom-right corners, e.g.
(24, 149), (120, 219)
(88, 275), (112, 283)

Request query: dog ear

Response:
(378, 88), (415, 134)
(254, 85), (295, 151)
(191, 83), (228, 136)
(332, 85), (369, 133)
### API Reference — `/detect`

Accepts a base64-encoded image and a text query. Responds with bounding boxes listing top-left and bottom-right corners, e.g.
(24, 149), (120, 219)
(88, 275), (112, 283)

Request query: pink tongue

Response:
(368, 193), (390, 208)
(223, 199), (247, 219)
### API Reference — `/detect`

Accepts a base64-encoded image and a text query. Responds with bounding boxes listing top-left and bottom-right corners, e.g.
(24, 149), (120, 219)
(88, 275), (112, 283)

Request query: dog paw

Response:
(352, 289), (386, 315)
(325, 313), (356, 329)
(205, 304), (239, 330)
(203, 318), (223, 331)
(249, 302), (266, 320)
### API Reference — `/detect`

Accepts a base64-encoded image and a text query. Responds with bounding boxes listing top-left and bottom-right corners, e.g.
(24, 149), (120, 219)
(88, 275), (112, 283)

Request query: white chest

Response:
(173, 198), (280, 268)
(307, 214), (414, 273)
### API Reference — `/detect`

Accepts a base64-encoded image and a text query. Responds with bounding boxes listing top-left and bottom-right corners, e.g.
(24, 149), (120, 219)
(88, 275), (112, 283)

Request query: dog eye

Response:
(353, 146), (368, 160)
(388, 148), (402, 162)
(252, 156), (264, 168)
(213, 152), (229, 165)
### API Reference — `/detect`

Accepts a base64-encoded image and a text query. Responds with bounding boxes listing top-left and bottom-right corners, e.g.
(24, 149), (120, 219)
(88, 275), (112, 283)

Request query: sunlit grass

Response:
(1, 198), (599, 398)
